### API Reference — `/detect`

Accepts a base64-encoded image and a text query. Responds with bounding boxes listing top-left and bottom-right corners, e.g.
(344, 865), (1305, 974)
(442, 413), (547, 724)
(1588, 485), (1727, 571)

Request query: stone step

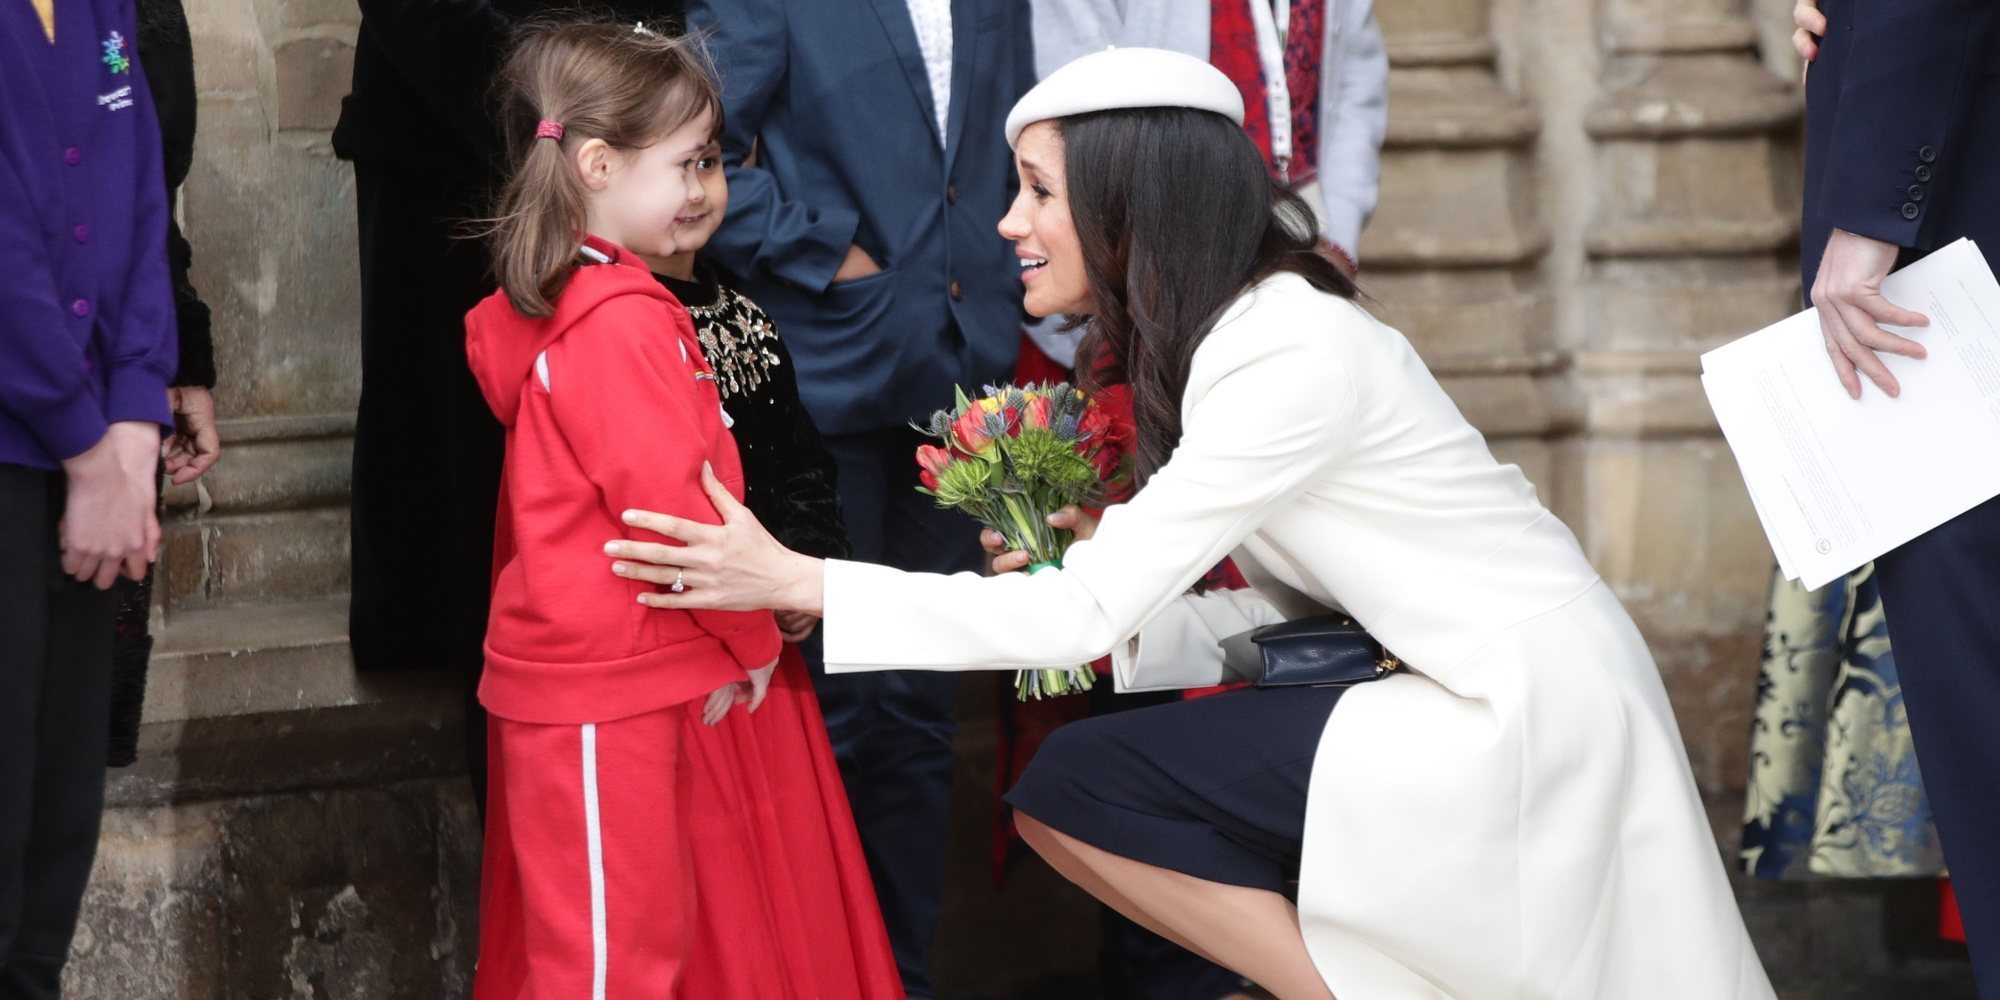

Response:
(157, 414), (353, 611)
(112, 598), (465, 807)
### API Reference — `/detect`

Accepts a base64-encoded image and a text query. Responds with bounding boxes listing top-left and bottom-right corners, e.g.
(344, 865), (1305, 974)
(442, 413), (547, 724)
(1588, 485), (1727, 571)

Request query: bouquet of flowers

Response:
(915, 383), (1127, 699)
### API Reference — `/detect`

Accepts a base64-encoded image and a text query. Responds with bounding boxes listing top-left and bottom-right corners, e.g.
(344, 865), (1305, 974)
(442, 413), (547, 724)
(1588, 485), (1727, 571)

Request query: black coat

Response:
(137, 0), (213, 388)
(332, 0), (688, 675)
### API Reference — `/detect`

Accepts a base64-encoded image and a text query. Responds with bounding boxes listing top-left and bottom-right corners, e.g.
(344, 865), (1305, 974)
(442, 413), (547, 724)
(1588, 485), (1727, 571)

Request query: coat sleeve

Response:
(685, 0), (860, 293)
(136, 0), (215, 388)
(107, 29), (179, 432)
(1813, 0), (1988, 248)
(550, 298), (782, 673)
(762, 333), (852, 561)
(1108, 588), (1288, 692)
(821, 292), (1356, 672)
(1314, 0), (1387, 257)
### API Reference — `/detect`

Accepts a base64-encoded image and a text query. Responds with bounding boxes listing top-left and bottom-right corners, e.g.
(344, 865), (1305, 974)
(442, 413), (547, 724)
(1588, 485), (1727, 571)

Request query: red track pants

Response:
(473, 702), (698, 1000)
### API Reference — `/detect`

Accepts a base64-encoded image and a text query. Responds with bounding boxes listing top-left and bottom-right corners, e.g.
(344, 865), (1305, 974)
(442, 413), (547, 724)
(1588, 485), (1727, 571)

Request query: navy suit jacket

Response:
(1801, 0), (2000, 287)
(688, 0), (1034, 435)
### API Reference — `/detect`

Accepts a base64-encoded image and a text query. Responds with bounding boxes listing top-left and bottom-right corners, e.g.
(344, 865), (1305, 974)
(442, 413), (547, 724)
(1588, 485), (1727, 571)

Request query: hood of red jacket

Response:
(465, 236), (677, 427)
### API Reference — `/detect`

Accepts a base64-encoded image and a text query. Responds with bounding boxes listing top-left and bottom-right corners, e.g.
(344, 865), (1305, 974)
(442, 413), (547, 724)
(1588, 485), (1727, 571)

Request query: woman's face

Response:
(998, 121), (1090, 318)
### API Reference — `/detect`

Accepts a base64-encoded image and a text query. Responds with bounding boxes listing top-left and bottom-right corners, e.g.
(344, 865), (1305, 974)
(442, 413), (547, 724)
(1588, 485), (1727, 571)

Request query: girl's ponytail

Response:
(483, 20), (722, 317)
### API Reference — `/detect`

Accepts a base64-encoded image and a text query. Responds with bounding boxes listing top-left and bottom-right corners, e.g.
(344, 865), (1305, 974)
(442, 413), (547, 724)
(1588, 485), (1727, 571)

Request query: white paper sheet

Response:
(1700, 238), (2000, 590)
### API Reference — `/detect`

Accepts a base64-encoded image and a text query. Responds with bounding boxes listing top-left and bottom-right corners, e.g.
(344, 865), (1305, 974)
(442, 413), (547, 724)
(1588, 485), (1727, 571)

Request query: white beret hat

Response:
(1004, 47), (1246, 149)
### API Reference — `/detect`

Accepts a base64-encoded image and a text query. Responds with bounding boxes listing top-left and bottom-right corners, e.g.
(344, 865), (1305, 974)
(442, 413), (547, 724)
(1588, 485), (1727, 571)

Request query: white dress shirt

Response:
(905, 0), (953, 145)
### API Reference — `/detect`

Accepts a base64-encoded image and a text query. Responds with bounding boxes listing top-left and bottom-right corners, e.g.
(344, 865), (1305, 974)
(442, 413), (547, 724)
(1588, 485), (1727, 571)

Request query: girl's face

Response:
(668, 139), (728, 255)
(582, 108), (715, 258)
(999, 121), (1090, 318)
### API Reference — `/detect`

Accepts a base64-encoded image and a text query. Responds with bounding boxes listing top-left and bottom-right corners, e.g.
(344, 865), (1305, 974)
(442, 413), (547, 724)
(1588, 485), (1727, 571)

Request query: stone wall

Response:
(64, 0), (1976, 997)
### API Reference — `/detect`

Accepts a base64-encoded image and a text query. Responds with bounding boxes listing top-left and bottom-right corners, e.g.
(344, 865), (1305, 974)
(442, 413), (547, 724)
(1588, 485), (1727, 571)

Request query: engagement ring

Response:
(671, 569), (687, 594)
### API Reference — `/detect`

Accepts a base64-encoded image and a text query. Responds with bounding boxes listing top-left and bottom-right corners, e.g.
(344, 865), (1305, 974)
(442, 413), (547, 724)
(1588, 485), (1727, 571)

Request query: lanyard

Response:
(1245, 0), (1294, 180)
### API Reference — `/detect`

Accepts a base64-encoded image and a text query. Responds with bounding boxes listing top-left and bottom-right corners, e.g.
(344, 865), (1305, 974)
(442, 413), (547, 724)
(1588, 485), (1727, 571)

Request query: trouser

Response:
(0, 464), (117, 1000)
(1876, 492), (2000, 999)
(808, 426), (982, 1000)
(473, 704), (699, 999)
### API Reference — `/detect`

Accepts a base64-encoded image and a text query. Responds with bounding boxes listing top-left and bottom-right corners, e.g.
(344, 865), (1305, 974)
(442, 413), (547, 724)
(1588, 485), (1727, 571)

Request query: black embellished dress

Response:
(655, 260), (848, 561)
(648, 262), (903, 998)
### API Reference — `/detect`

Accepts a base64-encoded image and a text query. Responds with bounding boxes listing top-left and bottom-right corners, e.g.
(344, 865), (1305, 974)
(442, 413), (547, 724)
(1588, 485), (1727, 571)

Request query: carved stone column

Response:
(1571, 0), (1801, 793)
(1366, 0), (1559, 486)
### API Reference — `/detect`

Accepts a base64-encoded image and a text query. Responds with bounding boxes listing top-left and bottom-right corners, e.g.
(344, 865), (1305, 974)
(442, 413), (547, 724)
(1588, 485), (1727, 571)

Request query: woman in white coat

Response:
(607, 49), (1776, 999)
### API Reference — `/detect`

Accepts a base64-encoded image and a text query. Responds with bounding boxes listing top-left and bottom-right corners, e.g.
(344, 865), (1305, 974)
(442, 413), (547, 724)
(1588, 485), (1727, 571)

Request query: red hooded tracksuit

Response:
(464, 235), (780, 998)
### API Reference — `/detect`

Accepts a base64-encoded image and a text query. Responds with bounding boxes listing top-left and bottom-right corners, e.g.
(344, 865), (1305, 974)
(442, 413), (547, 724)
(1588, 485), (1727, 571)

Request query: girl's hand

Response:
(774, 611), (819, 643)
(608, 464), (826, 614)
(703, 682), (742, 726)
(737, 659), (778, 712)
(981, 505), (1098, 574)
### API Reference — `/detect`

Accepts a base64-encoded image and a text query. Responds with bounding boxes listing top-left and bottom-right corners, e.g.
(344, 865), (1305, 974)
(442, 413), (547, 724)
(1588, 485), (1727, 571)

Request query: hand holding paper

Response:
(1703, 239), (2000, 589)
(1809, 228), (1931, 399)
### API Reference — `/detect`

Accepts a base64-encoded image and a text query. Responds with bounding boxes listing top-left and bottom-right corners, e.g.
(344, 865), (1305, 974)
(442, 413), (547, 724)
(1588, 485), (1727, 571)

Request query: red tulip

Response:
(950, 408), (996, 457)
(1022, 396), (1052, 431)
(916, 444), (953, 489)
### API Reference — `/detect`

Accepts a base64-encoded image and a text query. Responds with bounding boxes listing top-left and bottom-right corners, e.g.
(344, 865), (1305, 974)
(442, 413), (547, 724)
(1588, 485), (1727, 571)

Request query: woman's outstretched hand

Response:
(607, 463), (826, 615)
(981, 504), (1098, 574)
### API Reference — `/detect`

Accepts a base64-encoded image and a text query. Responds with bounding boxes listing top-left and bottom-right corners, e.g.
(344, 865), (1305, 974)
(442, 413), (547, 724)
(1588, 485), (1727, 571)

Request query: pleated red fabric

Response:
(679, 645), (906, 1000)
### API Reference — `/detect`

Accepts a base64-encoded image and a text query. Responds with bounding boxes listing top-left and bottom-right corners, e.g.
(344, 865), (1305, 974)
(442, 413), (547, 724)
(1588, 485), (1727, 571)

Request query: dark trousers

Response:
(0, 465), (118, 1000)
(1876, 492), (2000, 997)
(347, 160), (501, 805)
(807, 427), (981, 1000)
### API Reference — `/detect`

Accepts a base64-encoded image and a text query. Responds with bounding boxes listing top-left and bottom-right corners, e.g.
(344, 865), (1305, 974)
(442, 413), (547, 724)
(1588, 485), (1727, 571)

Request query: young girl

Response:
(464, 21), (894, 998)
(634, 81), (905, 1000)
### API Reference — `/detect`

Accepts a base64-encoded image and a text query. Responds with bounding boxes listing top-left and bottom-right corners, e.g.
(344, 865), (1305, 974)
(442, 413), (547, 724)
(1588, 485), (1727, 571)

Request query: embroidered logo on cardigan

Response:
(101, 31), (131, 74)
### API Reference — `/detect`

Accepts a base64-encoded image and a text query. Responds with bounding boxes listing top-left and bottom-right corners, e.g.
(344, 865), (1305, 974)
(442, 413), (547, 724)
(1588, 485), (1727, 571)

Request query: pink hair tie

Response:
(534, 120), (565, 141)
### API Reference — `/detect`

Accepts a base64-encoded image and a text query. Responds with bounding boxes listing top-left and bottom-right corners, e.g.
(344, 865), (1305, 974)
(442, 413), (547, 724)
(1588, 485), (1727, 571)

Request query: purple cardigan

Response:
(1, 0), (175, 470)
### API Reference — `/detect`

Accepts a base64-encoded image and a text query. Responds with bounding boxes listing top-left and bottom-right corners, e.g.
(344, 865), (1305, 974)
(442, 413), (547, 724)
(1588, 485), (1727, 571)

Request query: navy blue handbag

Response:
(1250, 614), (1402, 689)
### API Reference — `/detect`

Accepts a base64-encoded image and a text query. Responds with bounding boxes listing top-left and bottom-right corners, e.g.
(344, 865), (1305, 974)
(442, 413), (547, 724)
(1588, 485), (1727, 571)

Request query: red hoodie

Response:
(465, 236), (780, 725)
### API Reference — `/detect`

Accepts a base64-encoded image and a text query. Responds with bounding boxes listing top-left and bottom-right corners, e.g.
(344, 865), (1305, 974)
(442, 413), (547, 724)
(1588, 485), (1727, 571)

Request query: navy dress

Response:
(1007, 682), (1347, 897)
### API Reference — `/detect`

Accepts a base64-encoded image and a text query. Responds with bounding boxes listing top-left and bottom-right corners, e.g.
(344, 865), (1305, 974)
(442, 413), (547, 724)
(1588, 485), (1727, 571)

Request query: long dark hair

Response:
(1060, 108), (1358, 492)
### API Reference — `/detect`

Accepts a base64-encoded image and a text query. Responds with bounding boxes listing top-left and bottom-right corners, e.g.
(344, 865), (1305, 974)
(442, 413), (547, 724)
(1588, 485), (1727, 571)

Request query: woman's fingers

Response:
(699, 462), (751, 523)
(980, 528), (1008, 554)
(990, 549), (1032, 574)
(618, 508), (716, 546)
(1048, 505), (1099, 541)
(606, 535), (697, 568)
(611, 559), (681, 586)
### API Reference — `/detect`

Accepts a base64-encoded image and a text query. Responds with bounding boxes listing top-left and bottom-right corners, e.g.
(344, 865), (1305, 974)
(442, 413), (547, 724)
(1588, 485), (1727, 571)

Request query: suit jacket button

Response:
(949, 280), (963, 300)
(1915, 165), (1933, 182)
(1908, 185), (1925, 201)
(946, 184), (958, 204)
(1902, 202), (1921, 220)
(1919, 145), (1938, 163)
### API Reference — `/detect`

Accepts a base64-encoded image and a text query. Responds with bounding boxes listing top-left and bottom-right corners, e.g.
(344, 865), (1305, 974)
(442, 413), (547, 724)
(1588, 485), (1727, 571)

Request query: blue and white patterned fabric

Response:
(1742, 564), (1944, 879)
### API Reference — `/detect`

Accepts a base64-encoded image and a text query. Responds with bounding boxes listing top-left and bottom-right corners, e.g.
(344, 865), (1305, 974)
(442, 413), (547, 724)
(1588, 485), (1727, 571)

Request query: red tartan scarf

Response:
(1210, 0), (1325, 185)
